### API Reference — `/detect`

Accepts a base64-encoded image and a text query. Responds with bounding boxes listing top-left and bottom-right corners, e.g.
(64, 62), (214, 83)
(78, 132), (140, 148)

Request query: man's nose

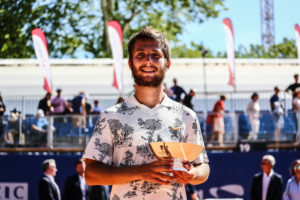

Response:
(145, 55), (152, 66)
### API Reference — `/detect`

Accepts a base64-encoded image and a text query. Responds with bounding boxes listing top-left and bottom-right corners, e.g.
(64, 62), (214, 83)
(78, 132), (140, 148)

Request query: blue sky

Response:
(178, 0), (300, 54)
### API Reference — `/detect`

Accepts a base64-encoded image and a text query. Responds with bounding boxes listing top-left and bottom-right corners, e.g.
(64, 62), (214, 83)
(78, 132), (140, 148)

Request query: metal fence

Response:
(1, 111), (299, 149)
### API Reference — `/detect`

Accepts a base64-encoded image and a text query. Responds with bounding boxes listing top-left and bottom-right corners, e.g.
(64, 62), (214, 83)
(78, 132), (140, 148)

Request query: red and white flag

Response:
(108, 21), (123, 92)
(295, 24), (300, 61)
(31, 28), (52, 93)
(223, 18), (235, 87)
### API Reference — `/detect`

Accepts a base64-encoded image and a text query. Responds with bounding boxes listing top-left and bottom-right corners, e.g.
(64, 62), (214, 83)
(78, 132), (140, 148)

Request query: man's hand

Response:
(135, 159), (176, 185)
(172, 160), (194, 184)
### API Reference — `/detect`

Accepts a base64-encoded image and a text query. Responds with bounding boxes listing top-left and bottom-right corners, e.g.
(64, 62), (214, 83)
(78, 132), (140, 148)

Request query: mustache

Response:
(139, 65), (158, 70)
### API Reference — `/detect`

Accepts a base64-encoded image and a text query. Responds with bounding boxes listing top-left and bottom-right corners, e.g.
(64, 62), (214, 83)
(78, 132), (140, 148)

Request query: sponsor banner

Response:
(0, 183), (28, 200)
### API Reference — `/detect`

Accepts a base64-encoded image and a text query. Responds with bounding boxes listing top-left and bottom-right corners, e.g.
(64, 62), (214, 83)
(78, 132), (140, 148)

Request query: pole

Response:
(202, 50), (208, 113)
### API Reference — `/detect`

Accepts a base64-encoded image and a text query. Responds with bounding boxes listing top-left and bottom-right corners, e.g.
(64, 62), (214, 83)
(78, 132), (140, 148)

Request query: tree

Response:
(1, 0), (226, 58)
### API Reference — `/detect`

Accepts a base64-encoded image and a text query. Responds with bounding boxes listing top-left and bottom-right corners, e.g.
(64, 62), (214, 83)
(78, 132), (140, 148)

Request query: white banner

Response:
(223, 18), (235, 88)
(108, 21), (123, 92)
(295, 24), (300, 61)
(0, 182), (28, 200)
(31, 28), (52, 93)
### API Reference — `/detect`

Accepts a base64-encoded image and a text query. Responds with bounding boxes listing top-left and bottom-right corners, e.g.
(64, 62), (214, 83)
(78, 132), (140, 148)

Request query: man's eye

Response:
(136, 52), (144, 57)
(152, 53), (161, 58)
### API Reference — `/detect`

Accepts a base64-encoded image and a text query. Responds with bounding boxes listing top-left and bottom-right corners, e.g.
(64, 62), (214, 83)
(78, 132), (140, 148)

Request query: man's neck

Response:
(134, 84), (164, 108)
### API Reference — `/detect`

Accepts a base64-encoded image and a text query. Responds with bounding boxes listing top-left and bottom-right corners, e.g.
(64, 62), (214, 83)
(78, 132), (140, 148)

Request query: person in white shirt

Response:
(250, 154), (283, 200)
(292, 88), (300, 144)
(38, 159), (61, 200)
(247, 92), (261, 140)
(283, 159), (300, 200)
(83, 26), (210, 200)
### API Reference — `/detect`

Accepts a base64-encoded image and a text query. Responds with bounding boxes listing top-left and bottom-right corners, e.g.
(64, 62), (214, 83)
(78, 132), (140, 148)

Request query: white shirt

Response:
(247, 101), (260, 119)
(79, 175), (87, 200)
(45, 174), (61, 200)
(293, 97), (300, 111)
(262, 170), (274, 200)
(83, 94), (209, 200)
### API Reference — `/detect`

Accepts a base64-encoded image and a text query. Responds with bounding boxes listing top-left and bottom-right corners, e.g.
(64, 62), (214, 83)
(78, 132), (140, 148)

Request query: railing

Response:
(1, 111), (299, 151)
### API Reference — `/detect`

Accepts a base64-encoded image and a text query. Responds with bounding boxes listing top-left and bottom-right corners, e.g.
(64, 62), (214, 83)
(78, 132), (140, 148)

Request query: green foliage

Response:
(0, 0), (225, 58)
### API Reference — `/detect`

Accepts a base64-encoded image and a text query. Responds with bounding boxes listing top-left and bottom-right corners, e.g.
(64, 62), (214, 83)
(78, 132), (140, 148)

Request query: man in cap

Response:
(51, 88), (67, 115)
(250, 154), (283, 200)
(38, 159), (61, 200)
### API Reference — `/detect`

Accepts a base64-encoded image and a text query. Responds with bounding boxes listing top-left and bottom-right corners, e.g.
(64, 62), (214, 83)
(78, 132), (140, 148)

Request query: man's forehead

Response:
(133, 39), (161, 51)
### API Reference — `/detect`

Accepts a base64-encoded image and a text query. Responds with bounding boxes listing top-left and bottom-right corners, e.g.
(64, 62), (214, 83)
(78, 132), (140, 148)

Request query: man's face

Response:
(48, 164), (57, 177)
(129, 39), (169, 87)
(75, 163), (84, 176)
(260, 159), (273, 174)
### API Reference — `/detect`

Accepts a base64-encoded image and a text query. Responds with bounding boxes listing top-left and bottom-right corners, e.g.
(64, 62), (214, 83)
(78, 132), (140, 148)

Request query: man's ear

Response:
(128, 59), (132, 70)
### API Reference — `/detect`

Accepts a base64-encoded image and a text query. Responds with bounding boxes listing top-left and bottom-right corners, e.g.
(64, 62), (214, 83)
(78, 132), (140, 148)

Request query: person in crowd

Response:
(38, 159), (61, 200)
(250, 154), (283, 200)
(163, 82), (174, 100)
(92, 99), (101, 114)
(38, 92), (54, 116)
(293, 88), (300, 144)
(83, 26), (209, 200)
(185, 184), (199, 200)
(85, 95), (92, 115)
(283, 159), (300, 200)
(31, 109), (53, 146)
(285, 74), (300, 99)
(0, 93), (6, 138)
(72, 92), (87, 130)
(116, 96), (125, 104)
(62, 159), (90, 200)
(51, 88), (67, 115)
(64, 99), (74, 115)
(207, 94), (226, 146)
(183, 89), (196, 110)
(171, 78), (186, 102)
(5, 109), (25, 145)
(247, 92), (261, 141)
(270, 86), (284, 145)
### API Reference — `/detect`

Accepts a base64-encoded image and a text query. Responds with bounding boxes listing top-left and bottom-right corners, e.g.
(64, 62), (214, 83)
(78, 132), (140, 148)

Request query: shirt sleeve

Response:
(283, 180), (291, 200)
(82, 113), (113, 165)
(185, 112), (209, 164)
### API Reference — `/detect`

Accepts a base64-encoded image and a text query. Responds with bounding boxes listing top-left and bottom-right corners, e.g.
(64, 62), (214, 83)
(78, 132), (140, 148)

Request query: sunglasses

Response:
(261, 162), (271, 165)
(293, 165), (300, 170)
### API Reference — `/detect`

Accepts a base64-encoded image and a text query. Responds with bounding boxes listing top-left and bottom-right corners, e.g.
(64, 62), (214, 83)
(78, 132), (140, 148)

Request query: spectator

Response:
(270, 86), (284, 145)
(62, 159), (90, 200)
(72, 92), (87, 130)
(163, 82), (174, 99)
(171, 78), (186, 102)
(293, 88), (300, 144)
(5, 110), (25, 146)
(283, 159), (300, 200)
(51, 88), (66, 115)
(207, 94), (226, 146)
(0, 93), (6, 138)
(116, 96), (125, 104)
(38, 159), (61, 200)
(30, 109), (52, 146)
(285, 74), (300, 99)
(92, 100), (101, 114)
(247, 92), (261, 141)
(38, 92), (53, 116)
(250, 154), (283, 200)
(183, 89), (196, 110)
(64, 99), (74, 115)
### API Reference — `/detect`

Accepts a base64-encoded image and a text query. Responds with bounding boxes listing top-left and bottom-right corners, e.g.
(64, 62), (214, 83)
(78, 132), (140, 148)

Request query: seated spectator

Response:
(92, 100), (101, 114)
(5, 110), (25, 146)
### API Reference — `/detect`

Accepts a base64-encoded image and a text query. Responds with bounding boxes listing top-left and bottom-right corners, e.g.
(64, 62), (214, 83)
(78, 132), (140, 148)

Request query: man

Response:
(285, 74), (300, 99)
(270, 86), (284, 145)
(51, 88), (67, 115)
(250, 154), (283, 200)
(83, 26), (210, 200)
(62, 159), (90, 200)
(38, 92), (53, 116)
(171, 78), (186, 102)
(38, 159), (61, 200)
(183, 89), (196, 110)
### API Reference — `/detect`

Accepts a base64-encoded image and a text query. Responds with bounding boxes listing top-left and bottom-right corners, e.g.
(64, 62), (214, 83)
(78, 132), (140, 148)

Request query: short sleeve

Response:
(185, 113), (209, 164)
(82, 113), (113, 165)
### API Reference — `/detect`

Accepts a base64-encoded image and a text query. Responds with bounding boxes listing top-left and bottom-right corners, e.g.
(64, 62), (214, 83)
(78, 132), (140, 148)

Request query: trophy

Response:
(150, 142), (204, 172)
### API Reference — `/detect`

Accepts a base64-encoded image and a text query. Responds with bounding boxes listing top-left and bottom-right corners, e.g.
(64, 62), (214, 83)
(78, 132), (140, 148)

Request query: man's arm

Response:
(84, 158), (176, 186)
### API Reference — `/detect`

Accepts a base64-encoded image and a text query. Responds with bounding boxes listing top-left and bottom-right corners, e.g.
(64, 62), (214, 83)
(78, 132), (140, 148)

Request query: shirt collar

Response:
(263, 169), (274, 177)
(127, 93), (173, 109)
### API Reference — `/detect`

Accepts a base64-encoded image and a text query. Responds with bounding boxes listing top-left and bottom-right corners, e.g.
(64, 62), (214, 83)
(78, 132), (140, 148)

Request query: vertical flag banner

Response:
(108, 21), (123, 92)
(223, 18), (235, 88)
(31, 28), (52, 93)
(295, 24), (300, 61)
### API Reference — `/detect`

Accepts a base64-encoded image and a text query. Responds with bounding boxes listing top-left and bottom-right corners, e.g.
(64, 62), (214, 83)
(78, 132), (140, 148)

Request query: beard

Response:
(131, 63), (166, 87)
